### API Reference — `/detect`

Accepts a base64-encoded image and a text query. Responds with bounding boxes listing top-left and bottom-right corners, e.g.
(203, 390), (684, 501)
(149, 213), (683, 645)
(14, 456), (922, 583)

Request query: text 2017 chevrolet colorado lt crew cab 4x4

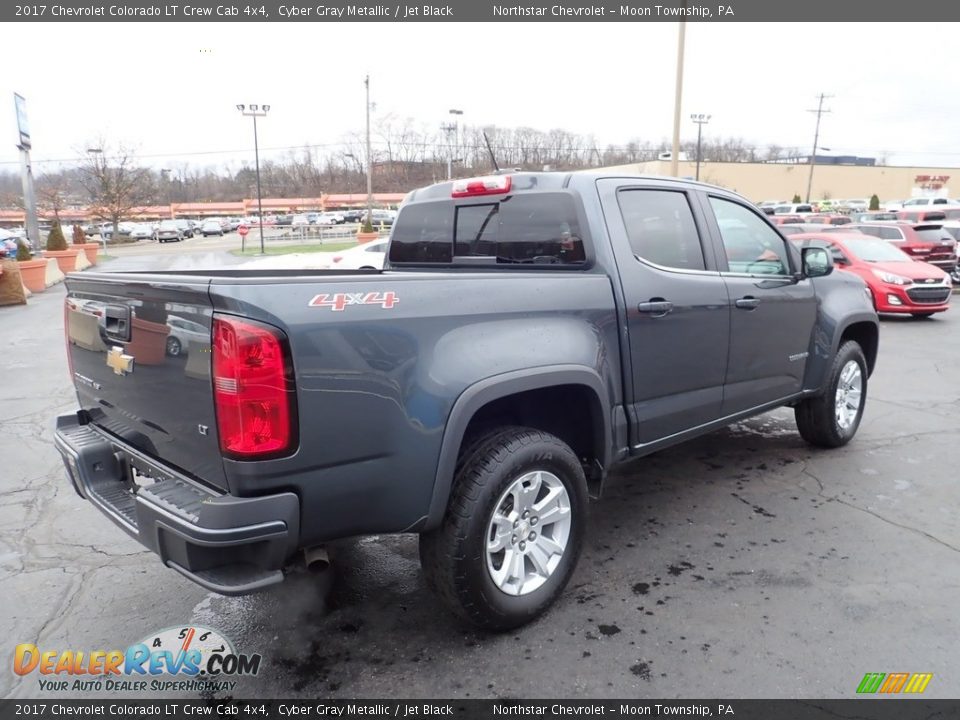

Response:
(55, 173), (879, 629)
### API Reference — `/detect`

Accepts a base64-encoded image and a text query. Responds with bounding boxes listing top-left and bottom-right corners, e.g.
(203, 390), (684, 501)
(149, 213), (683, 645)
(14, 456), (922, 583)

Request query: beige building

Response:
(601, 160), (957, 205)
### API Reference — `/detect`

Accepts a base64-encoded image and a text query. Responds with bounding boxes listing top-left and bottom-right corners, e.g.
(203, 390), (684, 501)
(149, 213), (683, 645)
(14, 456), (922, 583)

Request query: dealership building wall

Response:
(600, 161), (957, 203)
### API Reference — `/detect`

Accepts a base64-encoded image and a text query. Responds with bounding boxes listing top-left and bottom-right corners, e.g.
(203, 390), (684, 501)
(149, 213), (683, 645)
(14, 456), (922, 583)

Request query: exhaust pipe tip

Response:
(303, 545), (331, 574)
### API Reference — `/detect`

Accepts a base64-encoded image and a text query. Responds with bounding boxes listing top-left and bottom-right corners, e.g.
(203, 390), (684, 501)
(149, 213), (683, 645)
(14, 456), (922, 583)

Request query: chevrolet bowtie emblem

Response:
(106, 346), (135, 376)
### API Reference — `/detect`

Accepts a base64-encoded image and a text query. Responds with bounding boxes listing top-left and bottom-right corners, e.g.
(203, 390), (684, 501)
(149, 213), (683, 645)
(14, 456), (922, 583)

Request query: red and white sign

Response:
(238, 225), (250, 237)
(309, 292), (399, 311)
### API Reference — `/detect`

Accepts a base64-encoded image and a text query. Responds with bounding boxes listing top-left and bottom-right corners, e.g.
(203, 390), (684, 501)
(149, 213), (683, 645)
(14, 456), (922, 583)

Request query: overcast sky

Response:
(2, 22), (958, 174)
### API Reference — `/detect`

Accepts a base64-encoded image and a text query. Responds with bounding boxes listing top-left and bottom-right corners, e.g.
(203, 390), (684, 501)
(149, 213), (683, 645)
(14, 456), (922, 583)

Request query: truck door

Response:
(698, 193), (818, 415)
(597, 179), (730, 446)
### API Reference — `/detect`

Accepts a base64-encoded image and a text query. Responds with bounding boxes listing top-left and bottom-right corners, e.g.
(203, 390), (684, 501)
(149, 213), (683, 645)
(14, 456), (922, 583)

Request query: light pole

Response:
(364, 76), (373, 227)
(236, 103), (270, 254)
(670, 18), (687, 178)
(690, 114), (710, 181)
(444, 108), (464, 180)
(160, 168), (173, 212)
(86, 148), (104, 243)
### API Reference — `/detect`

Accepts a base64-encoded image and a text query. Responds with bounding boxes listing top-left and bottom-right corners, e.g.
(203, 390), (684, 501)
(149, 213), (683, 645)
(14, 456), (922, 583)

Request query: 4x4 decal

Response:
(309, 291), (399, 311)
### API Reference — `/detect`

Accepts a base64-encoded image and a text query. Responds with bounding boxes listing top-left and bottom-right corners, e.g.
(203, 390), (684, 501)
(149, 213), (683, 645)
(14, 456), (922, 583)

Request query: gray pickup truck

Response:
(56, 173), (879, 629)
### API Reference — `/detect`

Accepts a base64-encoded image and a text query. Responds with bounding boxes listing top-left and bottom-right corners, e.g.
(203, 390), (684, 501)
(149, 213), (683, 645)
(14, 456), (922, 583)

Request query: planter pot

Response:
(356, 231), (380, 243)
(128, 317), (170, 366)
(43, 248), (82, 274)
(75, 242), (100, 265)
(17, 258), (48, 293)
(0, 259), (27, 306)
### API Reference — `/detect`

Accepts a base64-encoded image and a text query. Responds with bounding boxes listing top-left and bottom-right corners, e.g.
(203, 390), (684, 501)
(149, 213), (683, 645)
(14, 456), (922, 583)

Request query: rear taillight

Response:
(212, 315), (296, 458)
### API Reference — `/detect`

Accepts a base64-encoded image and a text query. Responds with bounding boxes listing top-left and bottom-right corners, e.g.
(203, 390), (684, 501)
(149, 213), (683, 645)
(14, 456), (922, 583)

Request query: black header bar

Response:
(2, 700), (960, 720)
(3, 0), (956, 22)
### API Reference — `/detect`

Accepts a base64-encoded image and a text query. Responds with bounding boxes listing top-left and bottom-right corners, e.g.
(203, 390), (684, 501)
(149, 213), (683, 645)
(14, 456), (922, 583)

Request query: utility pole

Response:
(365, 74), (373, 226)
(690, 114), (711, 181)
(805, 93), (832, 203)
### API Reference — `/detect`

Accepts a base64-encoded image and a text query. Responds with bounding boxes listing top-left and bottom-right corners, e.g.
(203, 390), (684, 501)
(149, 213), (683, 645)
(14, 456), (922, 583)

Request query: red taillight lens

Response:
(212, 315), (296, 458)
(451, 175), (512, 198)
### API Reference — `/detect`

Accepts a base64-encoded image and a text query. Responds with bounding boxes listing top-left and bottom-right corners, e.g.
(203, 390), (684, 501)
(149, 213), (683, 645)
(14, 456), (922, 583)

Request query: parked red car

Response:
(828, 222), (958, 273)
(769, 215), (804, 225)
(895, 209), (947, 223)
(791, 232), (951, 317)
(807, 214), (852, 226)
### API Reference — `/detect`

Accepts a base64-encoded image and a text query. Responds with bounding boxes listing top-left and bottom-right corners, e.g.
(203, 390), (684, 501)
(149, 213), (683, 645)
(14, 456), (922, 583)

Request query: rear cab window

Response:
(389, 190), (587, 267)
(616, 189), (706, 271)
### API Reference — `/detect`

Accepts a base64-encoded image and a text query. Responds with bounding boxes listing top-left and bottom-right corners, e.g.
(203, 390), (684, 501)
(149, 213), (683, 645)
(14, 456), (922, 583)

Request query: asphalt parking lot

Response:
(3, 278), (959, 700)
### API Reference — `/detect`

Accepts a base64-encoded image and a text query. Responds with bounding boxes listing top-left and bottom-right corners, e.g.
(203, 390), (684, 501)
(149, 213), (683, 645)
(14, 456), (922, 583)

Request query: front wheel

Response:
(166, 336), (182, 357)
(795, 340), (867, 448)
(419, 427), (587, 631)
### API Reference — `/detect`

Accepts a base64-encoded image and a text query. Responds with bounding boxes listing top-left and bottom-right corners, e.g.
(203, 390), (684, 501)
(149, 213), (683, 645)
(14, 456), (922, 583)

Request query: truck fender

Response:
(803, 311), (879, 394)
(421, 365), (612, 530)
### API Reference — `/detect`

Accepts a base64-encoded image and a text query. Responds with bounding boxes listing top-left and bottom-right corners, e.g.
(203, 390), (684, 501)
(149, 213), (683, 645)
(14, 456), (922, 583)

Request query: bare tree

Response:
(78, 140), (154, 232)
(36, 174), (71, 223)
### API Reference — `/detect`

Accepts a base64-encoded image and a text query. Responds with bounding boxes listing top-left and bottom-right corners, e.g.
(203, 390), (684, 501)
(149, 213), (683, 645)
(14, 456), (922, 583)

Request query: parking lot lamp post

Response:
(365, 76), (373, 227)
(237, 104), (270, 254)
(690, 114), (710, 181)
(86, 148), (106, 245)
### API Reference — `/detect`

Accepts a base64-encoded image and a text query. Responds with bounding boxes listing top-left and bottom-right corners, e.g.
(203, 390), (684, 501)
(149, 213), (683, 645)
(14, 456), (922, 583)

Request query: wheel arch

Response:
(423, 366), (612, 531)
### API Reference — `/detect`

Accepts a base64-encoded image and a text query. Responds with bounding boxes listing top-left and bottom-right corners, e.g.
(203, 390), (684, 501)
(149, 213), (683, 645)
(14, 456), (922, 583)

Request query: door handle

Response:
(637, 300), (673, 316)
(735, 296), (761, 310)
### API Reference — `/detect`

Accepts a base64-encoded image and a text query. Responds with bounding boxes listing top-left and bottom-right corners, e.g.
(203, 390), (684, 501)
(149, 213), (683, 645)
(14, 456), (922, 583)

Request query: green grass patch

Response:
(230, 242), (357, 257)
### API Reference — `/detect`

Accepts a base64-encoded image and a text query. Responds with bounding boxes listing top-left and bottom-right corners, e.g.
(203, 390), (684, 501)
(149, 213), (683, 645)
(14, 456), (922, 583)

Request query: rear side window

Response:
(617, 189), (705, 271)
(878, 226), (904, 241)
(390, 192), (585, 265)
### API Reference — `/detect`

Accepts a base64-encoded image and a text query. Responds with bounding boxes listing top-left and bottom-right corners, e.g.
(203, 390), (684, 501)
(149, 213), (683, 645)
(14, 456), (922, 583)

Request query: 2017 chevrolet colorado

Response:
(55, 172), (879, 629)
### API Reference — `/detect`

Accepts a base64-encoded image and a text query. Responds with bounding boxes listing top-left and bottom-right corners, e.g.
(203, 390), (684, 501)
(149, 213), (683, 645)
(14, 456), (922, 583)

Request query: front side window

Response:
(709, 197), (791, 275)
(617, 189), (706, 271)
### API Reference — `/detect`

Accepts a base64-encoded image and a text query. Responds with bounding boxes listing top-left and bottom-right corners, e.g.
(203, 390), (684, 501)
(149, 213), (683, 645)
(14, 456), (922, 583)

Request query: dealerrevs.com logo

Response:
(14, 625), (261, 694)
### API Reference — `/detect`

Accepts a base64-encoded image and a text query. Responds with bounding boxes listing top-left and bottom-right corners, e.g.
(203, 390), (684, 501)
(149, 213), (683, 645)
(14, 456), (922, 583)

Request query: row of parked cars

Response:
(762, 203), (958, 317)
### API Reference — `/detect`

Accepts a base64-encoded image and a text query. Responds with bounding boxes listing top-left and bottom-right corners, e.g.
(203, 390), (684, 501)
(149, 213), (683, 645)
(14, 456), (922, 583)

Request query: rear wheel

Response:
(419, 427), (587, 630)
(165, 337), (182, 357)
(795, 341), (867, 448)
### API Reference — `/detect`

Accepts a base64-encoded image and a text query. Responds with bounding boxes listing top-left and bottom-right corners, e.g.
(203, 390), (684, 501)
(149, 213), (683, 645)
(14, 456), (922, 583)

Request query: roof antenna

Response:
(482, 130), (501, 173)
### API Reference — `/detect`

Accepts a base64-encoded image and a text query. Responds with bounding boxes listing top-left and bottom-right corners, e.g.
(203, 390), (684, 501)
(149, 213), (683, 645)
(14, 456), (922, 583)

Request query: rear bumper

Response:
(55, 412), (300, 595)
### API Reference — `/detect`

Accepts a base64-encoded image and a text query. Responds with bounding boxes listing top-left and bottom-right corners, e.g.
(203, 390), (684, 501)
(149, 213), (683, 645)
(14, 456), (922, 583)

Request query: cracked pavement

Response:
(2, 282), (959, 699)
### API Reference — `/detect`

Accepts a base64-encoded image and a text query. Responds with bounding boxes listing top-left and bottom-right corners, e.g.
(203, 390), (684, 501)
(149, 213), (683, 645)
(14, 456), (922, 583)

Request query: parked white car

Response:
(165, 315), (208, 357)
(317, 212), (345, 226)
(328, 239), (389, 270)
(291, 214), (310, 227)
(129, 223), (155, 240)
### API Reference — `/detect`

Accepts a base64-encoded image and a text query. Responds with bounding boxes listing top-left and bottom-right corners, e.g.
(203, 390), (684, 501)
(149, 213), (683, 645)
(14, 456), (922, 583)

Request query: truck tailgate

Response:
(65, 274), (228, 491)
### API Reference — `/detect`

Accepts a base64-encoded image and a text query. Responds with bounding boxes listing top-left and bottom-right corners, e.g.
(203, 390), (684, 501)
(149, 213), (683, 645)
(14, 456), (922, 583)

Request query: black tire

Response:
(795, 340), (867, 448)
(166, 336), (182, 357)
(419, 426), (587, 631)
(911, 312), (935, 319)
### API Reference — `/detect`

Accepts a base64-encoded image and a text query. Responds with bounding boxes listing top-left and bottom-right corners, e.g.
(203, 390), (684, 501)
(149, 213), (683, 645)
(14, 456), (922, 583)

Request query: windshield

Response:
(843, 237), (912, 262)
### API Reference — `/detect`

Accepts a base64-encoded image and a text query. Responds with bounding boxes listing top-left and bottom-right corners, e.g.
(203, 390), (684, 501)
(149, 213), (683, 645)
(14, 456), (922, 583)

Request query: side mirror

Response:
(802, 246), (834, 278)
